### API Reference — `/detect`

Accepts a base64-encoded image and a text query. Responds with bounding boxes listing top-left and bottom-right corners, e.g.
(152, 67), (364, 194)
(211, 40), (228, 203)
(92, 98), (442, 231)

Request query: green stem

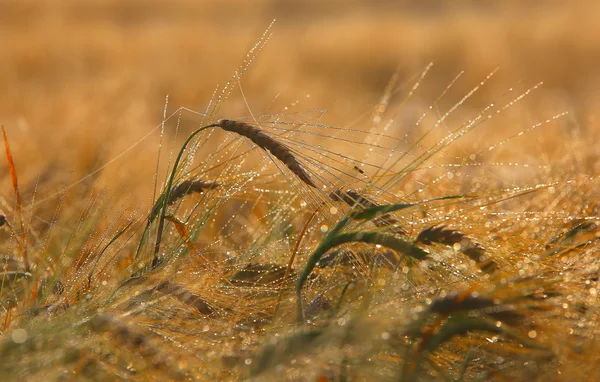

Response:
(133, 123), (218, 273)
(151, 124), (218, 267)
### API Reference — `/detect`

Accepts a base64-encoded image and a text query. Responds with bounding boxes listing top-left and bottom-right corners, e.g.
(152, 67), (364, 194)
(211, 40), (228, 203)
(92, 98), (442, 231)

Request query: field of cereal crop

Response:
(1, 1), (599, 380)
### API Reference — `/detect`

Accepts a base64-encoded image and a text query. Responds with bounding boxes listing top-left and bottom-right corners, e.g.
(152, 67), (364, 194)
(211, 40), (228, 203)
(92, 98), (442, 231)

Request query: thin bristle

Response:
(217, 119), (317, 188)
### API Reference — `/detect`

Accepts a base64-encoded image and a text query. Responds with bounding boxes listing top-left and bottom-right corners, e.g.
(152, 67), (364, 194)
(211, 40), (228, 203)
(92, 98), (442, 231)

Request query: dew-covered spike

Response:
(216, 119), (317, 188)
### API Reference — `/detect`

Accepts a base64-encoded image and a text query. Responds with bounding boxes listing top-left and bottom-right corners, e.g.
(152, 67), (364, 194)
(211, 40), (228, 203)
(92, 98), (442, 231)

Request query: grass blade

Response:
(2, 126), (28, 271)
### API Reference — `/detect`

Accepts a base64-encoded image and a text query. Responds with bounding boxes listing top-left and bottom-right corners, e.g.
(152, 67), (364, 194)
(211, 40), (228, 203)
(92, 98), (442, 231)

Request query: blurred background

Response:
(0, 0), (598, 209)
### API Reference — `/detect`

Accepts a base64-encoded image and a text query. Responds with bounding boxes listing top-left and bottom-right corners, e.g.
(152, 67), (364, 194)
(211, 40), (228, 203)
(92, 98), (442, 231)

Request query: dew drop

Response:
(11, 329), (27, 344)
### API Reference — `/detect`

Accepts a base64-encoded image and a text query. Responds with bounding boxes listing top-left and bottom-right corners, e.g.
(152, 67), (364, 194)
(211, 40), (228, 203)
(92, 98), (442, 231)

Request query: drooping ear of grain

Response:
(416, 225), (497, 273)
(217, 119), (317, 188)
(330, 189), (406, 234)
(167, 180), (220, 205)
(156, 281), (214, 315)
(296, 227), (428, 323)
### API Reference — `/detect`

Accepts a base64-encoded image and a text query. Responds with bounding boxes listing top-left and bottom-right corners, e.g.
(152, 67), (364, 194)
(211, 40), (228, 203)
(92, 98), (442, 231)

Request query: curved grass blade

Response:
(296, 230), (427, 323)
(350, 194), (472, 221)
(401, 315), (550, 382)
(134, 123), (218, 271)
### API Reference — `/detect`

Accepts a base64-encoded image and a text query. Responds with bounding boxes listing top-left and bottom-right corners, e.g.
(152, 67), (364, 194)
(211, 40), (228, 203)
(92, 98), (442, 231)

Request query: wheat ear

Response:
(167, 179), (220, 205)
(144, 119), (316, 271)
(330, 189), (406, 234)
(217, 119), (317, 187)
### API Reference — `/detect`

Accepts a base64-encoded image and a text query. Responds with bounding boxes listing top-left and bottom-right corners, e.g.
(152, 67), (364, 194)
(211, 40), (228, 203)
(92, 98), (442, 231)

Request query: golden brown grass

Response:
(0, 1), (600, 381)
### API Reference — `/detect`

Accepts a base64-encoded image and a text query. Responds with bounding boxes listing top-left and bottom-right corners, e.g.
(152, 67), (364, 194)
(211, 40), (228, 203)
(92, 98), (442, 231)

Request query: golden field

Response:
(0, 1), (600, 380)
